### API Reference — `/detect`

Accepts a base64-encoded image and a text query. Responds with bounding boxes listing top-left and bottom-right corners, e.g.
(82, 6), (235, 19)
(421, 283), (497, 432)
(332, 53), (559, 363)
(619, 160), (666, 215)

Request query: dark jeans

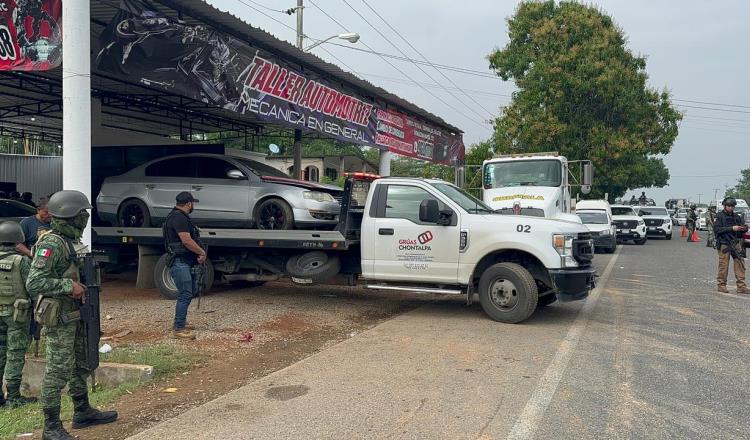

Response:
(170, 260), (196, 330)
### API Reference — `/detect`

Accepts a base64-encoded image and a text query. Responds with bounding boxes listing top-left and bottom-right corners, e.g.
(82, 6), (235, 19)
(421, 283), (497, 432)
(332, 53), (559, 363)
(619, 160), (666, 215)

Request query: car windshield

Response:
(483, 159), (562, 188)
(577, 211), (609, 224)
(639, 207), (668, 216)
(233, 157), (289, 178)
(676, 210), (687, 218)
(612, 207), (635, 216)
(431, 182), (494, 214)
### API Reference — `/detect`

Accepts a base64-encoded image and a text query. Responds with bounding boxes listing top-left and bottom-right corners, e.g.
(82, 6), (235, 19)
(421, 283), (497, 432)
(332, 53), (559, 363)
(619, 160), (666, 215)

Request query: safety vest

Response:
(0, 252), (28, 306)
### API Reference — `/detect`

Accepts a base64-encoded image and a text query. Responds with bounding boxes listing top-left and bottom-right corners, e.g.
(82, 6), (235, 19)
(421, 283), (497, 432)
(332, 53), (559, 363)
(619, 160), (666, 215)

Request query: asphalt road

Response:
(128, 232), (749, 440)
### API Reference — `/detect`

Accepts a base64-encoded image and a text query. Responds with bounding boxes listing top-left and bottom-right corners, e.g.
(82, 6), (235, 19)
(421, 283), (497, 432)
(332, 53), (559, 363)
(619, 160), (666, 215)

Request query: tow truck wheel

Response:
(636, 237), (647, 245)
(478, 262), (538, 324)
(154, 254), (215, 300)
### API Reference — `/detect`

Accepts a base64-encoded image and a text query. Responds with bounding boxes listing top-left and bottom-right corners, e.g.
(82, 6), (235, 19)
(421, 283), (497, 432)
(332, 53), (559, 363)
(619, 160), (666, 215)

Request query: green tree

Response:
(726, 164), (750, 202)
(488, 1), (681, 200)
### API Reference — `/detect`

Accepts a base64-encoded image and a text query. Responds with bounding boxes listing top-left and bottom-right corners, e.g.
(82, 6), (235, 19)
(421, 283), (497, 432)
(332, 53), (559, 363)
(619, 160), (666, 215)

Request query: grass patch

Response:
(0, 343), (206, 439)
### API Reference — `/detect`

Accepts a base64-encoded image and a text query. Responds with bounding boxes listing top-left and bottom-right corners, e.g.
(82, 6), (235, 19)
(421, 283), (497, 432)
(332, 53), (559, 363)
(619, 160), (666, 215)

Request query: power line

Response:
(673, 98), (750, 110)
(359, 0), (496, 119)
(338, 0), (492, 124)
(308, 0), (490, 130)
(676, 104), (750, 115)
(243, 0), (295, 14)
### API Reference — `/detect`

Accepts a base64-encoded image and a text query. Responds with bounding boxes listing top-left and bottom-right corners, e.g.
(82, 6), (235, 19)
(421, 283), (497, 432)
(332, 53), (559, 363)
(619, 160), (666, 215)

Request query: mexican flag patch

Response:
(37, 248), (52, 258)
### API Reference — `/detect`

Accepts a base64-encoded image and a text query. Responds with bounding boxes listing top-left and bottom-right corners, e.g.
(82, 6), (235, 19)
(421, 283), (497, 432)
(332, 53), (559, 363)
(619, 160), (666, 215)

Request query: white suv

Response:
(635, 206), (673, 240)
(611, 205), (647, 245)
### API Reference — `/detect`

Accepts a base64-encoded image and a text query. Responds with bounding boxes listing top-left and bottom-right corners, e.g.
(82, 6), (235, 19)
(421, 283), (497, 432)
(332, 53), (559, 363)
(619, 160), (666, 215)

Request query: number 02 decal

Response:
(516, 224), (531, 233)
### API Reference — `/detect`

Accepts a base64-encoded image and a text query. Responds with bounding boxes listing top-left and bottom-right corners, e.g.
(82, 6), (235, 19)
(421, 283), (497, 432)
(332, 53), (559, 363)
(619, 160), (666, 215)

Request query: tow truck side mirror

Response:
(419, 199), (440, 223)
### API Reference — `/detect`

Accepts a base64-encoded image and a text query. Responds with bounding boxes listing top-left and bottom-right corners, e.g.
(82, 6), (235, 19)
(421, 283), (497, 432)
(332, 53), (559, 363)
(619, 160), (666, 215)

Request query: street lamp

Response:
(303, 32), (360, 52)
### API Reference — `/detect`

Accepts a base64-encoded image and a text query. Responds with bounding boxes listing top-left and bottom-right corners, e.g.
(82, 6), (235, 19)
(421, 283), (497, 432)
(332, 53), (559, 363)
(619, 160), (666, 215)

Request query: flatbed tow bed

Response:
(93, 227), (356, 250)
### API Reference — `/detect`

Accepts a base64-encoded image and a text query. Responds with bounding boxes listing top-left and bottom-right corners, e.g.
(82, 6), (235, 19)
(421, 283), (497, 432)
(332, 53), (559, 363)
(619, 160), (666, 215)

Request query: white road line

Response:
(505, 248), (621, 440)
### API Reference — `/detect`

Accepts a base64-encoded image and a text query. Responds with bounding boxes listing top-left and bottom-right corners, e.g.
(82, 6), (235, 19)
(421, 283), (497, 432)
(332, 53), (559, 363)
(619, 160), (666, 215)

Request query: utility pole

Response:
(713, 188), (720, 203)
(697, 193), (703, 205)
(63, 0), (92, 246)
(293, 0), (304, 180)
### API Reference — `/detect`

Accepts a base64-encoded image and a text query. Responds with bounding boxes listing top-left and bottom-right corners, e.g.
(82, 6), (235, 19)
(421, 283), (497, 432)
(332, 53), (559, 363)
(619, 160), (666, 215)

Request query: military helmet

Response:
(0, 221), (25, 244)
(47, 190), (93, 218)
(723, 197), (737, 207)
(689, 204), (696, 209)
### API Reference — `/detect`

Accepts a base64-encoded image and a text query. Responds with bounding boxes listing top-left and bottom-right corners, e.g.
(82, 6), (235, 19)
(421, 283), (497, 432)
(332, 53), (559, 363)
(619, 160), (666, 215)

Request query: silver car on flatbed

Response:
(96, 153), (343, 229)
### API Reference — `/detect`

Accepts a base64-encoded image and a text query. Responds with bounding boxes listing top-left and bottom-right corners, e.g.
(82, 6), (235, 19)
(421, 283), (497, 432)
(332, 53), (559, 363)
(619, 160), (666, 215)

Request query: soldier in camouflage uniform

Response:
(0, 221), (37, 408)
(26, 191), (117, 440)
(706, 205), (717, 248)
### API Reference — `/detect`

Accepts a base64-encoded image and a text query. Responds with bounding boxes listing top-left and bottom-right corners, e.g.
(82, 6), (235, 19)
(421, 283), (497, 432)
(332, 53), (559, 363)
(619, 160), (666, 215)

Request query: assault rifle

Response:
(192, 240), (208, 310)
(78, 254), (102, 371)
(29, 319), (41, 357)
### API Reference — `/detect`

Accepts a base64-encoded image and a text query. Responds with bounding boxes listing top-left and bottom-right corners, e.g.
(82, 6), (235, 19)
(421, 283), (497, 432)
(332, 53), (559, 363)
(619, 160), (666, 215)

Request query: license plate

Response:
(648, 227), (656, 231)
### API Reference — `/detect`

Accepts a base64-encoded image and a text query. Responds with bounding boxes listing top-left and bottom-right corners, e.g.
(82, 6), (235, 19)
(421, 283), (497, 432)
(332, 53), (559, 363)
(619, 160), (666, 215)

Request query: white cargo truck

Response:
(481, 152), (592, 223)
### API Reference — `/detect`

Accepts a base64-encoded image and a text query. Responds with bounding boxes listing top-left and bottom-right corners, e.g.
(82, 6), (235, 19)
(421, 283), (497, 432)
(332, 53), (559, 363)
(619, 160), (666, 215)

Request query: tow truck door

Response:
(365, 183), (460, 283)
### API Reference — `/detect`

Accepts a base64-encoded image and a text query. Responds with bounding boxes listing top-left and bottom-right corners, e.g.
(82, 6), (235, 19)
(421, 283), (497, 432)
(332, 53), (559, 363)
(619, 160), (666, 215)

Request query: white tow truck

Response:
(481, 152), (592, 222)
(94, 174), (597, 324)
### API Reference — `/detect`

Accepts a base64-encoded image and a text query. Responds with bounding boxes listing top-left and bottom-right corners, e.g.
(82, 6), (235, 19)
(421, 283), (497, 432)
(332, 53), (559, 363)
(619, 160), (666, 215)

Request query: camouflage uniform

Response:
(706, 208), (717, 248)
(0, 244), (35, 407)
(26, 190), (116, 440)
(26, 222), (90, 410)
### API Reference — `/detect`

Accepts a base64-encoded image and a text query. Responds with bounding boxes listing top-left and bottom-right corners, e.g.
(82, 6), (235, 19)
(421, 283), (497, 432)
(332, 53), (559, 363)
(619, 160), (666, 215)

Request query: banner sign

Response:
(376, 108), (464, 165)
(96, 0), (464, 164)
(0, 0), (62, 71)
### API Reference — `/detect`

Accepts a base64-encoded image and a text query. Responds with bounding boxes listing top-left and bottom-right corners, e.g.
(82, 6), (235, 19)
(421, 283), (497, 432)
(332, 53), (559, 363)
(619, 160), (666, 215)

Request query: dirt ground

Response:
(75, 273), (436, 440)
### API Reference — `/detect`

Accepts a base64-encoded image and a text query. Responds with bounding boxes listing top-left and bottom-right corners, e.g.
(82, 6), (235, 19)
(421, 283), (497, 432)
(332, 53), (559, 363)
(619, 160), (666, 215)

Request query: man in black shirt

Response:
(714, 197), (748, 294)
(163, 192), (206, 339)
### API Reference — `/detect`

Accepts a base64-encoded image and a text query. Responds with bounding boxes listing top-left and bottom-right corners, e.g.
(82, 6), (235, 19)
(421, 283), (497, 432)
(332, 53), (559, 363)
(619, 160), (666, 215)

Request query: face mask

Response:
(72, 210), (90, 230)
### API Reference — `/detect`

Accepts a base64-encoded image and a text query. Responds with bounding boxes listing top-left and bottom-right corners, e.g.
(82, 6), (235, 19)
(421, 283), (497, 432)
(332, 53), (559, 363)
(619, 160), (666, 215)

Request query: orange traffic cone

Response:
(691, 229), (699, 242)
(681, 225), (687, 237)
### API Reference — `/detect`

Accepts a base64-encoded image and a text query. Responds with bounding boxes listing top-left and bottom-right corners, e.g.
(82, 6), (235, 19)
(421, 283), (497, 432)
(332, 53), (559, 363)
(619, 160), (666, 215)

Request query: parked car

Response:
(576, 211), (616, 254)
(96, 154), (343, 229)
(0, 198), (36, 222)
(611, 205), (647, 245)
(635, 206), (673, 239)
(697, 208), (707, 231)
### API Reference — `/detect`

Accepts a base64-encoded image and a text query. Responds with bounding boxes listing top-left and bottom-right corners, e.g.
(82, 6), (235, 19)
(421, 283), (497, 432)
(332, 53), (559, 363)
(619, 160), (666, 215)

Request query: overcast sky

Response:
(208, 0), (749, 204)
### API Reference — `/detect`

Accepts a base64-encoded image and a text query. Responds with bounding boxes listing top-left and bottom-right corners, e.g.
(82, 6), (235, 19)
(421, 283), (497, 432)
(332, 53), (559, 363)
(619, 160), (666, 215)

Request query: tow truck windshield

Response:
(432, 182), (494, 214)
(483, 159), (562, 189)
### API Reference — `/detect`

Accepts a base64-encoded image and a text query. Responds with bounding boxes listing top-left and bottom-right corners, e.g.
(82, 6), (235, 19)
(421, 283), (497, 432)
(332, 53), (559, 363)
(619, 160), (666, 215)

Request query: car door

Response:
(189, 157), (251, 227)
(143, 157), (194, 220)
(370, 183), (460, 283)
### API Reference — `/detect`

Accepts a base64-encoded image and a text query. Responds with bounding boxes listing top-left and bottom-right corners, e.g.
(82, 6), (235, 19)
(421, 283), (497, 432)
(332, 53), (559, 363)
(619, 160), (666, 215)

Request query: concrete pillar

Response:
(63, 0), (92, 246)
(379, 150), (392, 177)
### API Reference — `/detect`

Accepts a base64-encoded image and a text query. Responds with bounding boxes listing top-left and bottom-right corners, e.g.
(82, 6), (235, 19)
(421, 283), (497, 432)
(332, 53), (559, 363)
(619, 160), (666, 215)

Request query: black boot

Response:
(43, 407), (75, 440)
(0, 391), (5, 408)
(71, 393), (118, 429)
(5, 382), (37, 408)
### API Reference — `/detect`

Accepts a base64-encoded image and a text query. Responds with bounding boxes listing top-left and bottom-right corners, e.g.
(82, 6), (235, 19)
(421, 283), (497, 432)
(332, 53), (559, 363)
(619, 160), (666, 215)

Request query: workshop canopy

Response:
(0, 0), (465, 165)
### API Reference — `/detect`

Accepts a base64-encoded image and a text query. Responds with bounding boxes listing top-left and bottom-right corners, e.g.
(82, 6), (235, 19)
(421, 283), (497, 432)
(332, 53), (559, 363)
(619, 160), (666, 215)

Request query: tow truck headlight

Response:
(303, 191), (335, 203)
(553, 233), (577, 267)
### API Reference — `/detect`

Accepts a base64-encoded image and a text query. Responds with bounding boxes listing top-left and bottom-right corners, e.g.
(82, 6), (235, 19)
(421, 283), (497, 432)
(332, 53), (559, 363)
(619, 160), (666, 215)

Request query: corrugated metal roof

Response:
(0, 154), (63, 198)
(149, 0), (463, 135)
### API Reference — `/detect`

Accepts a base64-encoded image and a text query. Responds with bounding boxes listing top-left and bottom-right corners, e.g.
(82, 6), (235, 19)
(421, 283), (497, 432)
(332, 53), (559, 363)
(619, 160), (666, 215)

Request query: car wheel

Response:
(154, 254), (215, 300)
(666, 234), (672, 240)
(478, 262), (538, 324)
(118, 199), (151, 227)
(636, 237), (647, 245)
(286, 251), (341, 283)
(255, 198), (294, 230)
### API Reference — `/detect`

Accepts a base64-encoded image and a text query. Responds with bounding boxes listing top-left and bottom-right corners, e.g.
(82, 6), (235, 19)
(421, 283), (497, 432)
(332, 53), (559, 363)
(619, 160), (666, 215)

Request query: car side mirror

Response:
(227, 169), (246, 180)
(419, 199), (440, 223)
